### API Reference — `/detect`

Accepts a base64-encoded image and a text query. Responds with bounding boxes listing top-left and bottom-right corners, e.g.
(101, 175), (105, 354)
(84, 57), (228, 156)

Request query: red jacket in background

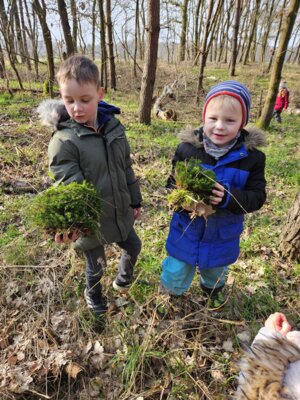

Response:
(274, 88), (289, 112)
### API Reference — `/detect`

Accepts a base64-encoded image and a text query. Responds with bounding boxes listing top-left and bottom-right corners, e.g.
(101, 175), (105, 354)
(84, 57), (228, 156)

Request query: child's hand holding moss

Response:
(55, 229), (81, 243)
(209, 182), (225, 205)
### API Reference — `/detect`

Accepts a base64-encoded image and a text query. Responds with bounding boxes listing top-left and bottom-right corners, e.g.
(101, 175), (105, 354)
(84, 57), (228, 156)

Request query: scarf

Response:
(203, 132), (240, 160)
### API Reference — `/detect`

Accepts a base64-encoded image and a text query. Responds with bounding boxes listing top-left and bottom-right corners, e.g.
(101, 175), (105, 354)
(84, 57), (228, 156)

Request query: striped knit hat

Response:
(202, 80), (252, 128)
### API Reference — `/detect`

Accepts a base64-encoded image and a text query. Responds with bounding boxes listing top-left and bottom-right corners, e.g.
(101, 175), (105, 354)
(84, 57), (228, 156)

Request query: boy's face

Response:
(204, 97), (243, 147)
(60, 79), (104, 128)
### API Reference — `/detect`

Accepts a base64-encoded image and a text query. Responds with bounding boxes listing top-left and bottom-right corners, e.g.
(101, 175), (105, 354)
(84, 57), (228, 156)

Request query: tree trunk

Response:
(0, 0), (17, 64)
(260, 0), (276, 65)
(18, 0), (31, 71)
(287, 24), (300, 63)
(195, 0), (222, 102)
(91, 0), (96, 59)
(0, 41), (5, 78)
(139, 0), (146, 60)
(25, 1), (39, 78)
(106, 0), (117, 89)
(57, 0), (74, 56)
(32, 0), (55, 98)
(70, 0), (78, 53)
(12, 0), (26, 64)
(257, 0), (299, 129)
(139, 0), (160, 125)
(193, 0), (201, 59)
(98, 0), (108, 90)
(279, 192), (300, 262)
(229, 0), (241, 76)
(293, 40), (300, 64)
(265, 0), (287, 74)
(133, 0), (140, 76)
(242, 0), (261, 65)
(178, 0), (189, 62)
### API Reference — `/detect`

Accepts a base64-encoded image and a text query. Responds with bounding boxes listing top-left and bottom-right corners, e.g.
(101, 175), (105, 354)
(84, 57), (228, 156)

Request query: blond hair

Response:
(56, 55), (100, 87)
(207, 94), (242, 110)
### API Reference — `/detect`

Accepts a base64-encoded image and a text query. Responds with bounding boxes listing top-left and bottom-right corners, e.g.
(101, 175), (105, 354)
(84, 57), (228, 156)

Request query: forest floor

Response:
(0, 62), (300, 399)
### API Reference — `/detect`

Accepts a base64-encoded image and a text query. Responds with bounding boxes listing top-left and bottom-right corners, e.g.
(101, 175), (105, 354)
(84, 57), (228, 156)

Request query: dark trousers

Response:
(273, 110), (282, 123)
(84, 228), (141, 296)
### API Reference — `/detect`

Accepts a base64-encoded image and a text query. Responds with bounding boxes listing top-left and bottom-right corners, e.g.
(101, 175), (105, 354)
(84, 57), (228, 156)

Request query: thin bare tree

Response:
(178, 0), (189, 62)
(57, 0), (74, 56)
(70, 0), (78, 53)
(195, 0), (222, 102)
(32, 0), (55, 97)
(257, 0), (300, 129)
(98, 0), (107, 89)
(242, 0), (261, 65)
(139, 0), (160, 124)
(106, 0), (116, 89)
(229, 0), (241, 76)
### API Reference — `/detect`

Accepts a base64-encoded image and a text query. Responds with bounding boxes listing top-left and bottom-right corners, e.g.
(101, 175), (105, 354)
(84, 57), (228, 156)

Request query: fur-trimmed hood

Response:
(236, 327), (300, 400)
(178, 125), (266, 150)
(36, 99), (121, 130)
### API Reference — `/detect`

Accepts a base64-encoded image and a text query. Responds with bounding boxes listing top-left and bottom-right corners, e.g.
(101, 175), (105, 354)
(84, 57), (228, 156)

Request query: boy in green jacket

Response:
(39, 55), (142, 318)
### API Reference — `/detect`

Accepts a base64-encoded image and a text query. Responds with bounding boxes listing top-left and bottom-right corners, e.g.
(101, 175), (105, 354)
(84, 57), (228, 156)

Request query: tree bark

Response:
(57, 0), (74, 57)
(195, 0), (222, 102)
(106, 0), (116, 89)
(265, 0), (287, 74)
(70, 0), (78, 53)
(242, 0), (261, 65)
(98, 0), (108, 90)
(133, 0), (140, 77)
(24, 1), (39, 78)
(178, 0), (189, 62)
(18, 0), (31, 70)
(260, 0), (276, 65)
(12, 0), (26, 64)
(91, 0), (96, 59)
(279, 192), (300, 262)
(0, 0), (17, 63)
(257, 0), (300, 129)
(229, 0), (241, 76)
(32, 0), (55, 98)
(0, 41), (5, 78)
(139, 0), (160, 125)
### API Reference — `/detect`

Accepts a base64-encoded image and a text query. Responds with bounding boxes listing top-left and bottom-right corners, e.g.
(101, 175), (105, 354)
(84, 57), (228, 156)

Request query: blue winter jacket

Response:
(166, 126), (266, 270)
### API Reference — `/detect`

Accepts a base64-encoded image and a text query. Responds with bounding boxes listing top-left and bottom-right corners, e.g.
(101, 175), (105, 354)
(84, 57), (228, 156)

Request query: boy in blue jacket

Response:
(160, 81), (266, 307)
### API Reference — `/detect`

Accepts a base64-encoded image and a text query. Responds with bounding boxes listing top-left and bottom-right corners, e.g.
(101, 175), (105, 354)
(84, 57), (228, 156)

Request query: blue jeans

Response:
(160, 256), (228, 296)
(84, 228), (141, 296)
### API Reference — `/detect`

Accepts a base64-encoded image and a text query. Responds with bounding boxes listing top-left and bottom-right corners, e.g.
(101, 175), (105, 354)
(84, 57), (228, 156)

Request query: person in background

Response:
(236, 312), (300, 399)
(160, 81), (266, 308)
(273, 81), (289, 123)
(38, 55), (142, 319)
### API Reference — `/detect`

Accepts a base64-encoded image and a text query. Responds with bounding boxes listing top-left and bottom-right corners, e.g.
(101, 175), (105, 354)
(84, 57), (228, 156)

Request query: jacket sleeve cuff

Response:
(219, 184), (230, 208)
(131, 203), (141, 209)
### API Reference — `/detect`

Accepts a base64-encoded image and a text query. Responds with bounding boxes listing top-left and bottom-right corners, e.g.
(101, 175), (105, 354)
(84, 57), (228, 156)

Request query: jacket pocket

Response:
(218, 222), (243, 240)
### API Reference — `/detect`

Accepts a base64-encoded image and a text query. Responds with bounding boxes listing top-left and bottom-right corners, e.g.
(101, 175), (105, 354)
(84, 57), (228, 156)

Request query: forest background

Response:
(0, 0), (300, 399)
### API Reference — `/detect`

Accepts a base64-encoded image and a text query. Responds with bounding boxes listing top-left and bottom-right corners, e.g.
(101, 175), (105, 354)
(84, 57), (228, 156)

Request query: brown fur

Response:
(178, 125), (267, 150)
(235, 336), (300, 400)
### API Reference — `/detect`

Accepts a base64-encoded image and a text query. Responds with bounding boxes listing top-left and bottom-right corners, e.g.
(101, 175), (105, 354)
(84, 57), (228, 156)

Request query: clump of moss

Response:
(26, 181), (101, 234)
(167, 159), (216, 217)
(175, 158), (216, 202)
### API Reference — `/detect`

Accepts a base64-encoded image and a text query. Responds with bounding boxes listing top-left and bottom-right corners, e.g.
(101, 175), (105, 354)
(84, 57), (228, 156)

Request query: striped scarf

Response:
(203, 132), (240, 160)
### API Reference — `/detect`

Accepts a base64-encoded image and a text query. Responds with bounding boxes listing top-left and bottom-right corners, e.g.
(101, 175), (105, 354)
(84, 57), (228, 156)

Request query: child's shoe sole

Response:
(112, 280), (131, 292)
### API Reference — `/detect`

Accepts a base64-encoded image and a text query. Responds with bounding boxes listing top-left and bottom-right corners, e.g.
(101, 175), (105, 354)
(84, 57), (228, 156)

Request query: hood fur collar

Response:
(37, 99), (68, 130)
(178, 125), (266, 150)
(36, 99), (121, 130)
